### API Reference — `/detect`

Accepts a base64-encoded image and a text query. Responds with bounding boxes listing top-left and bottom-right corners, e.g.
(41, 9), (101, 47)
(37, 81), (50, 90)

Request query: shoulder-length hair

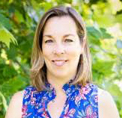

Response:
(30, 6), (92, 91)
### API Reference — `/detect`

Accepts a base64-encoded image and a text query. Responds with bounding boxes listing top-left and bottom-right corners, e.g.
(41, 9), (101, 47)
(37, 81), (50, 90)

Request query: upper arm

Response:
(98, 88), (120, 118)
(5, 91), (24, 118)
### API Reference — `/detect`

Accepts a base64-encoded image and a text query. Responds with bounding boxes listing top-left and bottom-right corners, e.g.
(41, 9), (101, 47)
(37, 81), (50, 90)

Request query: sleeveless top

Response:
(22, 82), (98, 118)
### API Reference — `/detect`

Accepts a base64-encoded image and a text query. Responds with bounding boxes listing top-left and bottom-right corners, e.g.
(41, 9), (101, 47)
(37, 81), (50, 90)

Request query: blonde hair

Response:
(30, 6), (92, 91)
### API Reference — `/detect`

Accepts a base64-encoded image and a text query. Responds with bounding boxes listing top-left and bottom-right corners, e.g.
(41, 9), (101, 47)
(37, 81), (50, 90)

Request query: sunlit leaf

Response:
(93, 60), (114, 76)
(0, 92), (8, 111)
(0, 25), (17, 48)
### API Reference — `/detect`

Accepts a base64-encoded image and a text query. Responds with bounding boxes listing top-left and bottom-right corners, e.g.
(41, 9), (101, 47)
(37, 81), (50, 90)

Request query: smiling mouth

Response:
(52, 60), (68, 66)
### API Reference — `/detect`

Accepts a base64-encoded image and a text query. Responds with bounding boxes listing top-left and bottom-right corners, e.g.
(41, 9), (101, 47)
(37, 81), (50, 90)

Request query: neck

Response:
(47, 72), (75, 94)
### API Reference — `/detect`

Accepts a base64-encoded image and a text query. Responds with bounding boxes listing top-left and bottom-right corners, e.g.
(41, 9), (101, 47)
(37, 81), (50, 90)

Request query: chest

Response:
(47, 96), (67, 118)
(26, 95), (97, 118)
(22, 85), (98, 118)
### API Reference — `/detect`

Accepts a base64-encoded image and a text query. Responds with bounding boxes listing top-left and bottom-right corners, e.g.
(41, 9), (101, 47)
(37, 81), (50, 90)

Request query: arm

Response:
(5, 91), (24, 118)
(98, 88), (120, 118)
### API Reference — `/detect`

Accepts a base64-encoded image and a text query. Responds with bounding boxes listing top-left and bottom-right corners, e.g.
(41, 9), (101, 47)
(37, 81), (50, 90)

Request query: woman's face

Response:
(42, 16), (83, 79)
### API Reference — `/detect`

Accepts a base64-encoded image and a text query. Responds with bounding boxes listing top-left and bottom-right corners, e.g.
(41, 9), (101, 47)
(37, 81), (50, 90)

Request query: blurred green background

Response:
(0, 0), (122, 117)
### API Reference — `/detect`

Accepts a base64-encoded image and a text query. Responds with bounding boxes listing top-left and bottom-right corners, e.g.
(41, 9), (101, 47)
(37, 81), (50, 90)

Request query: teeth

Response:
(53, 60), (66, 66)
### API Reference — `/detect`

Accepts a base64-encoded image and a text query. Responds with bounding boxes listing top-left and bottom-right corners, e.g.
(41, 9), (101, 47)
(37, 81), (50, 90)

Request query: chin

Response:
(52, 70), (73, 79)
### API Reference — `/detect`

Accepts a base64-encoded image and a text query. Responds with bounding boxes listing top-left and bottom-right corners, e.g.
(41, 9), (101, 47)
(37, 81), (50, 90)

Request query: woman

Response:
(5, 6), (120, 118)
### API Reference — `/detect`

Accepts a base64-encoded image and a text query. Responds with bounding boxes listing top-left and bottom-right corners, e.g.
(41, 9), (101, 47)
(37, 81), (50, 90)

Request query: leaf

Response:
(6, 44), (18, 60)
(93, 60), (114, 76)
(0, 14), (11, 30)
(3, 65), (17, 78)
(0, 76), (27, 97)
(14, 10), (24, 23)
(0, 25), (17, 48)
(87, 26), (102, 39)
(87, 26), (101, 45)
(9, 0), (14, 4)
(0, 92), (8, 111)
(100, 28), (113, 39)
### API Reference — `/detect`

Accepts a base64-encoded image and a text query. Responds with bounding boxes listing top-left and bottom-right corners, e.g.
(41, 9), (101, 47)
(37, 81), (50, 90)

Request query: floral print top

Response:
(22, 82), (98, 118)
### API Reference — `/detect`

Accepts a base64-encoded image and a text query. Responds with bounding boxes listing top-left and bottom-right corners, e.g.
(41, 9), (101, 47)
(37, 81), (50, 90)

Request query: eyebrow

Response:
(43, 34), (75, 38)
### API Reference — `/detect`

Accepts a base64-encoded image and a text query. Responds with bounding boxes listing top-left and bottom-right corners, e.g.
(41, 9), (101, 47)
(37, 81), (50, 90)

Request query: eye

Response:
(44, 39), (53, 43)
(65, 39), (74, 42)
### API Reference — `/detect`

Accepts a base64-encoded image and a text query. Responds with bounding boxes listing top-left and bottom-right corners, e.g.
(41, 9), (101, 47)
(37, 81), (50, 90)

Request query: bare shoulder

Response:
(98, 88), (120, 118)
(5, 91), (24, 118)
(10, 91), (24, 102)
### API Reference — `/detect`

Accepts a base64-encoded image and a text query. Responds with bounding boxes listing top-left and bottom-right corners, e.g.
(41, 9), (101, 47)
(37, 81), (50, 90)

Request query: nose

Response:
(53, 43), (65, 55)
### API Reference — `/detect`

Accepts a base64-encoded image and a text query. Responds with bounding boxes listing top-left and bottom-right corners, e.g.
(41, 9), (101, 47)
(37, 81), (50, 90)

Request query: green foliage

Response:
(0, 25), (17, 48)
(0, 14), (12, 30)
(0, 0), (122, 117)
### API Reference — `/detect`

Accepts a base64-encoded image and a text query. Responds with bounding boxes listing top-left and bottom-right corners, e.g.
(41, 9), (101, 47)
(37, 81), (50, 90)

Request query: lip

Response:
(52, 60), (68, 66)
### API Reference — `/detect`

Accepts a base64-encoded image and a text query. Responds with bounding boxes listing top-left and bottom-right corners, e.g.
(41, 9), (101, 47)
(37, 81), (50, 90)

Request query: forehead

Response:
(43, 16), (78, 36)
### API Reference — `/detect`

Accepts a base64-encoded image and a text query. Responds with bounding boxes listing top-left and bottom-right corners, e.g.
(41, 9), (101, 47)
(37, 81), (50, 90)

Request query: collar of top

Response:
(44, 79), (81, 97)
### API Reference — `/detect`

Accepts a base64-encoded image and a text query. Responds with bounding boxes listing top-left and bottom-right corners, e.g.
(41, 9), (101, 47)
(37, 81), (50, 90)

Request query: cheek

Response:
(67, 51), (81, 65)
(42, 46), (52, 58)
(67, 45), (82, 57)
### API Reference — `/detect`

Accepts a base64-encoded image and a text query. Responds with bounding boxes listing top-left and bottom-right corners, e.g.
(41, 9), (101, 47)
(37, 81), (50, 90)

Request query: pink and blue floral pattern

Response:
(22, 82), (98, 118)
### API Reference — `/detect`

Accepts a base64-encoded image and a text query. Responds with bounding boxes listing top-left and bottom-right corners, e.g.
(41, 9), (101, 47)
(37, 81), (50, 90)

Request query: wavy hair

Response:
(30, 6), (92, 91)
